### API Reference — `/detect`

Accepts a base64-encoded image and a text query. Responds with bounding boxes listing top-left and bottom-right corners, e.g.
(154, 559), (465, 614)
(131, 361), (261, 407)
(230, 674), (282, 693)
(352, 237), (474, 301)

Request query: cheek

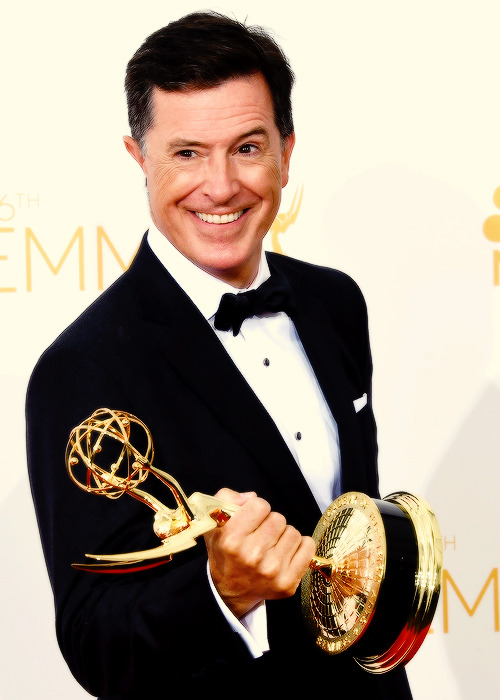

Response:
(247, 160), (283, 199)
(263, 162), (285, 211)
(149, 164), (198, 205)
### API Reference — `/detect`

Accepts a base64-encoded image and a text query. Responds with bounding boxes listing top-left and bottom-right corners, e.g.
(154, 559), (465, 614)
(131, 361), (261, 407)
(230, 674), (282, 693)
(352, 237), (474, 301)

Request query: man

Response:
(27, 12), (412, 698)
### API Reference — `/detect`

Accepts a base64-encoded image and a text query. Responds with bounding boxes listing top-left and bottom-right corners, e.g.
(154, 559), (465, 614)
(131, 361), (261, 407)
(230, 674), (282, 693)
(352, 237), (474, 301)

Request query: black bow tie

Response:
(214, 272), (295, 336)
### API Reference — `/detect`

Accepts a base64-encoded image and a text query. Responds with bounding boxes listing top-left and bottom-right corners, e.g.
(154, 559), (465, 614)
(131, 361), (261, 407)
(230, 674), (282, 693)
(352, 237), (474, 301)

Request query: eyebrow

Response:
(168, 127), (270, 153)
(238, 127), (269, 141)
(169, 139), (204, 151)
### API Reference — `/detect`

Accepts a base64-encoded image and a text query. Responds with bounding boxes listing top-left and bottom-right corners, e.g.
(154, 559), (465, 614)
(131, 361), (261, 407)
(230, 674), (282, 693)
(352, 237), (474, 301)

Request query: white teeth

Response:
(195, 210), (244, 224)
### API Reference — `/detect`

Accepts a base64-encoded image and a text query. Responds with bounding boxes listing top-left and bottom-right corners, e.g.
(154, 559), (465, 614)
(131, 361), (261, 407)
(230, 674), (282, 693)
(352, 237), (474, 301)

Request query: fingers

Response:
(213, 487), (257, 507)
(204, 493), (316, 618)
(220, 496), (272, 551)
(271, 532), (316, 591)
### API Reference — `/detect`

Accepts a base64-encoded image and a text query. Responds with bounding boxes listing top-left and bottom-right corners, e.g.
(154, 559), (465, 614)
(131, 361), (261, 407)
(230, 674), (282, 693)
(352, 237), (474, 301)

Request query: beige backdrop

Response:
(2, 1), (499, 698)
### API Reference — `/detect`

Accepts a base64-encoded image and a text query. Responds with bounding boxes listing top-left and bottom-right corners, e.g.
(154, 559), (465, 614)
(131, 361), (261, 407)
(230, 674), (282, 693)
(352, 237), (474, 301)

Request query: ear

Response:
(123, 136), (146, 171)
(281, 132), (295, 188)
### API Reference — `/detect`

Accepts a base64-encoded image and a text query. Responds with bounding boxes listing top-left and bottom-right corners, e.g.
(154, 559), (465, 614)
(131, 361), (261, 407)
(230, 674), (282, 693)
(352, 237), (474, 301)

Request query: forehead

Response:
(148, 73), (278, 142)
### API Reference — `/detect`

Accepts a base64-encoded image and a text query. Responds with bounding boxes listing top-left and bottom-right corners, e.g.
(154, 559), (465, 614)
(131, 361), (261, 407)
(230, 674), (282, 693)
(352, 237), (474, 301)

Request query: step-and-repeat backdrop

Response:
(2, 2), (499, 698)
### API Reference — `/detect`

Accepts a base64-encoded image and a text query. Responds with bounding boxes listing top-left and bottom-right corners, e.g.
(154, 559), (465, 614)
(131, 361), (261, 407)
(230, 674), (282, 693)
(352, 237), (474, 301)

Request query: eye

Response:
(238, 143), (258, 155)
(177, 149), (196, 159)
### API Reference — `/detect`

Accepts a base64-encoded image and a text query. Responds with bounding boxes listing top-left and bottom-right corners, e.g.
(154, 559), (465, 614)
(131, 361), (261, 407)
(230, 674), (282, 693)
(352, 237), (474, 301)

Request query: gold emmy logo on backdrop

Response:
(270, 185), (303, 254)
(66, 408), (442, 673)
(482, 186), (500, 285)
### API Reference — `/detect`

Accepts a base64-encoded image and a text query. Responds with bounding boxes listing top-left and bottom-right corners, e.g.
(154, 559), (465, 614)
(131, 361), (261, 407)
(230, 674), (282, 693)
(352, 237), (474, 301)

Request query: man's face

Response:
(124, 73), (294, 287)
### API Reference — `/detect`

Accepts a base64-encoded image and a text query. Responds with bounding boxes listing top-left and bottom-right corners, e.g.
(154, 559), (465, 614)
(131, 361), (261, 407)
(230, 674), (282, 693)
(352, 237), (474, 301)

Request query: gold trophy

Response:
(66, 407), (442, 673)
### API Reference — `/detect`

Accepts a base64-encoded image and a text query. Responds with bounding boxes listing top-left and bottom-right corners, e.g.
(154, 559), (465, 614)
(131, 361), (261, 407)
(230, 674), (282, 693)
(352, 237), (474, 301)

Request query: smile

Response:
(194, 210), (245, 224)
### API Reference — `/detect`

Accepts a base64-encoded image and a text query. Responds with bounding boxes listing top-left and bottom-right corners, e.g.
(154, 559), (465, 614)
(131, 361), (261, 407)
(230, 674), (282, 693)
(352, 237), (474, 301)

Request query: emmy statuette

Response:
(66, 408), (442, 673)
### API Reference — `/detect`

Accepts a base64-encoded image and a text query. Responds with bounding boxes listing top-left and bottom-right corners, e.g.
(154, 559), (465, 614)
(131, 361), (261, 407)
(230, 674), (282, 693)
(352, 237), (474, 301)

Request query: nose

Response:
(201, 154), (240, 204)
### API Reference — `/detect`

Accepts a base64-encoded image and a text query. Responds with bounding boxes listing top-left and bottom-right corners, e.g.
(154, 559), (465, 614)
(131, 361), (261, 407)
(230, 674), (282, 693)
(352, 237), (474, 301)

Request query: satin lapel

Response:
(269, 257), (371, 495)
(128, 241), (320, 525)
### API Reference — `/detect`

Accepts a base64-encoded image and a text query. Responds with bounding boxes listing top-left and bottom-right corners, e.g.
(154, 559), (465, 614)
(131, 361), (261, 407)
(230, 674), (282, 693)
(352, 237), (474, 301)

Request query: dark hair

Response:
(125, 12), (294, 150)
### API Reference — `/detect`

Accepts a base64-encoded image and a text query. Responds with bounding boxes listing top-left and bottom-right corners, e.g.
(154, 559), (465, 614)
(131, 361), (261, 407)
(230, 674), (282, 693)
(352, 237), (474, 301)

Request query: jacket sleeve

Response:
(26, 343), (252, 697)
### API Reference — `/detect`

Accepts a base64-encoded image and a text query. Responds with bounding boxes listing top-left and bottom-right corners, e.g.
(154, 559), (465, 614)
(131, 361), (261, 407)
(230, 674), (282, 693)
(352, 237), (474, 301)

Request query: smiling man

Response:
(124, 74), (294, 287)
(27, 12), (412, 699)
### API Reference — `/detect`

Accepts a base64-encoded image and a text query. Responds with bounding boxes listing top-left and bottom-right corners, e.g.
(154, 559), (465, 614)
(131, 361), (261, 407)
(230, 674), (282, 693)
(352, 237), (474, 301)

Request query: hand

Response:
(204, 488), (316, 619)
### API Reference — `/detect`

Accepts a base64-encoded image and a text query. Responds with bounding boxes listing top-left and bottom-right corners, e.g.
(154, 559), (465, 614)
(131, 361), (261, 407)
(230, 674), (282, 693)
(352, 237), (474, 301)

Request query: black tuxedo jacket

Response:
(27, 238), (411, 698)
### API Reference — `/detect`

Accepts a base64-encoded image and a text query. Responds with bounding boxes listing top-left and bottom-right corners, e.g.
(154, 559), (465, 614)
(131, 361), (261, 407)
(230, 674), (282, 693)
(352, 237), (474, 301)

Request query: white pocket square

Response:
(353, 393), (368, 413)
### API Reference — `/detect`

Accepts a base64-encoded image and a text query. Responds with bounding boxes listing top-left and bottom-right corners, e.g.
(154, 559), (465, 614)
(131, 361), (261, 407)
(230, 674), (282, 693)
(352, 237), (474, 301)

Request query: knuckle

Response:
(220, 531), (241, 557)
(214, 487), (237, 502)
(285, 524), (300, 539)
(252, 497), (272, 518)
(268, 511), (287, 532)
(303, 535), (316, 554)
(274, 574), (299, 598)
(249, 543), (268, 567)
(259, 558), (280, 581)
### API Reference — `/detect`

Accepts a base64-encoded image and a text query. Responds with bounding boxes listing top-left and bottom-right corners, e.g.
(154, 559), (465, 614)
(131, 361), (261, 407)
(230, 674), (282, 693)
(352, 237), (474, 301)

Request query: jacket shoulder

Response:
(266, 251), (367, 311)
(32, 238), (168, 361)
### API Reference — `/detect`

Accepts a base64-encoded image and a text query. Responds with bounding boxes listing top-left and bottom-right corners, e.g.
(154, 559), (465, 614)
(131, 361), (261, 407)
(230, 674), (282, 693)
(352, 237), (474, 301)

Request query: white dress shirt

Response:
(147, 222), (342, 656)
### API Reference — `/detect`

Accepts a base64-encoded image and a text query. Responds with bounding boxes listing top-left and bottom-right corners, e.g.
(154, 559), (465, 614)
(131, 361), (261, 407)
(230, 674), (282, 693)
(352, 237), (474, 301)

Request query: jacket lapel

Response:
(127, 240), (320, 526)
(268, 254), (372, 495)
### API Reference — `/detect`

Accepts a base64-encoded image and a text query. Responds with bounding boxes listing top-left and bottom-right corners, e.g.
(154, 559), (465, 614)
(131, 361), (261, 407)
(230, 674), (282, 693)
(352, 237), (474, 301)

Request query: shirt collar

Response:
(147, 220), (271, 320)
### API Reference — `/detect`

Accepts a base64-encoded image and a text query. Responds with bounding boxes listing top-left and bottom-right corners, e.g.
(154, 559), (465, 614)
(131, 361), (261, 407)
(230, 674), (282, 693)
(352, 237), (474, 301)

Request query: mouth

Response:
(194, 209), (245, 224)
